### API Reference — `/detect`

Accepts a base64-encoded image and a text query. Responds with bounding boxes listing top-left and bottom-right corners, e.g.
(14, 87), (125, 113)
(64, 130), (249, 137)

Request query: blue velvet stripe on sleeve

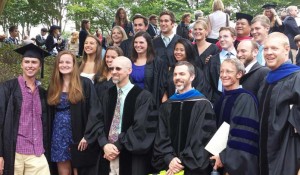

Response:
(232, 116), (259, 131)
(230, 129), (259, 143)
(228, 140), (259, 156)
(228, 116), (259, 156)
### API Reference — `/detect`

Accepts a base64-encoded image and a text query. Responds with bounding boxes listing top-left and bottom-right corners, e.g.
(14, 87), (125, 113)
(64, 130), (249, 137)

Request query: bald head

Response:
(114, 56), (132, 69)
(111, 56), (132, 88)
(264, 32), (290, 70)
(267, 32), (290, 47)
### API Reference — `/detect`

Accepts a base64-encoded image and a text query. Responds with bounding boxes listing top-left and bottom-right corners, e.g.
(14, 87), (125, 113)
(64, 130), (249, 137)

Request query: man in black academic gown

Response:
(152, 61), (216, 175)
(205, 27), (237, 104)
(153, 10), (181, 68)
(237, 40), (270, 97)
(85, 56), (157, 175)
(211, 58), (259, 175)
(0, 44), (52, 175)
(120, 14), (149, 58)
(258, 32), (300, 175)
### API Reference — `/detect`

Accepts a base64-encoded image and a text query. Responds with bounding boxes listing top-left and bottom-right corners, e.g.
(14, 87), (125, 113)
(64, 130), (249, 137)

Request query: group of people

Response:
(1, 0), (300, 175)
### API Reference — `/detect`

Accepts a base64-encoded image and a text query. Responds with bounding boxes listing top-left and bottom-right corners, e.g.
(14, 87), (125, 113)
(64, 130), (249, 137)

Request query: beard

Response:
(175, 84), (185, 91)
(174, 79), (186, 92)
(112, 77), (120, 84)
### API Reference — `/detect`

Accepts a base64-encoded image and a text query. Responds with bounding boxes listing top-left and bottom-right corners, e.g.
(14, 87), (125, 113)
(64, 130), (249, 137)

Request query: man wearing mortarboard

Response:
(215, 12), (253, 50)
(0, 44), (52, 175)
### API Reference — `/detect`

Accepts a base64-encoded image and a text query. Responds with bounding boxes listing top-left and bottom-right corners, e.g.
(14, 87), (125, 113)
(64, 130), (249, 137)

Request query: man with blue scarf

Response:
(258, 32), (300, 175)
(152, 61), (217, 175)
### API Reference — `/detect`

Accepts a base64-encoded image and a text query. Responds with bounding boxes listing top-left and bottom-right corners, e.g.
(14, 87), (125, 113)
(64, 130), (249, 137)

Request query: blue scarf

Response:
(169, 88), (203, 100)
(266, 62), (300, 84)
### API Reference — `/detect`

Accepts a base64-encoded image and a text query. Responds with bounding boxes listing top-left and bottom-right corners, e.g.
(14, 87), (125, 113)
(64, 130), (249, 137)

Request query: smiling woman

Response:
(79, 35), (102, 83)
(47, 50), (101, 175)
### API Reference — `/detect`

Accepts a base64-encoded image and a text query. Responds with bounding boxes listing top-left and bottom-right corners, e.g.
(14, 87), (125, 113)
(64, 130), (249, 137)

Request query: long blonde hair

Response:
(47, 51), (84, 105)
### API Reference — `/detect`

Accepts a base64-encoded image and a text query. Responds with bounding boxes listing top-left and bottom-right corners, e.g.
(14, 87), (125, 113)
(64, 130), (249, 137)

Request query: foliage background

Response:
(0, 0), (300, 85)
(1, 0), (300, 37)
(0, 44), (55, 88)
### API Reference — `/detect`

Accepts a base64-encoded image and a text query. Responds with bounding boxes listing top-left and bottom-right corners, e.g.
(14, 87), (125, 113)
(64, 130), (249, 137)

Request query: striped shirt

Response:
(16, 76), (44, 156)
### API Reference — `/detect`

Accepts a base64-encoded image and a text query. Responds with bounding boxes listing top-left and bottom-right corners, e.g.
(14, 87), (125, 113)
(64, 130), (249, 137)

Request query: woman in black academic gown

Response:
(130, 31), (167, 106)
(94, 46), (124, 99)
(193, 20), (219, 70)
(47, 51), (101, 175)
(162, 38), (211, 102)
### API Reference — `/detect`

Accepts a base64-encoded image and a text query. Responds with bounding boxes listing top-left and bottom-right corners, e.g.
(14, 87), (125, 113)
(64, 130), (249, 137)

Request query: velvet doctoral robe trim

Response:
(215, 88), (259, 156)
(266, 62), (300, 84)
(169, 88), (203, 100)
(106, 85), (143, 175)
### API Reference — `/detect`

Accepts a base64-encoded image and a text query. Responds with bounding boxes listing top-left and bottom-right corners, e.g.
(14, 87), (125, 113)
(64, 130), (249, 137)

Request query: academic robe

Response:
(152, 96), (217, 175)
(193, 44), (219, 70)
(153, 35), (181, 67)
(164, 66), (212, 100)
(84, 85), (158, 175)
(130, 58), (167, 106)
(0, 78), (52, 175)
(258, 71), (300, 175)
(94, 79), (115, 100)
(240, 62), (270, 97)
(204, 54), (222, 104)
(214, 89), (259, 175)
(49, 77), (101, 175)
(120, 37), (133, 59)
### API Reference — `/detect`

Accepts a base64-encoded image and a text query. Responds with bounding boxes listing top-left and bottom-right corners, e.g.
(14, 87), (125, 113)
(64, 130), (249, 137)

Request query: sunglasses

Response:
(108, 67), (122, 71)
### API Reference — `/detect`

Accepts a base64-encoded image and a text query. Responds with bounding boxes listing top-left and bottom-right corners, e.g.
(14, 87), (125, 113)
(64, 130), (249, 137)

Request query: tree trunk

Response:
(0, 0), (7, 16)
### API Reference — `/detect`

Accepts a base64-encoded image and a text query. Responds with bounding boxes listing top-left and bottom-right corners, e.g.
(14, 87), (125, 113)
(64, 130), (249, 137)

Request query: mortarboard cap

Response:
(236, 12), (253, 24)
(14, 43), (51, 78)
(49, 25), (61, 34)
(262, 4), (277, 9)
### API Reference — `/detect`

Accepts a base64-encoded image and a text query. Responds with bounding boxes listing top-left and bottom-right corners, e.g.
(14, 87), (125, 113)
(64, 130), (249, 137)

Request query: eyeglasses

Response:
(108, 67), (122, 71)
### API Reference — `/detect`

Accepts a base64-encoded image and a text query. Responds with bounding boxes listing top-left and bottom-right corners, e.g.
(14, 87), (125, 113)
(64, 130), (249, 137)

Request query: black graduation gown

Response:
(240, 62), (270, 97)
(94, 78), (115, 100)
(204, 54), (222, 104)
(269, 21), (284, 33)
(84, 85), (158, 175)
(0, 78), (52, 175)
(193, 44), (219, 70)
(258, 71), (300, 175)
(130, 58), (167, 106)
(214, 89), (259, 175)
(152, 96), (217, 175)
(164, 66), (212, 100)
(153, 34), (181, 67)
(296, 50), (300, 66)
(49, 77), (101, 175)
(120, 37), (133, 59)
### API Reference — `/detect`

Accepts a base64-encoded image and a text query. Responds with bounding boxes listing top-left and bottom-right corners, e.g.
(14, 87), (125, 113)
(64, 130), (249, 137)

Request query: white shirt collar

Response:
(245, 60), (257, 74)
